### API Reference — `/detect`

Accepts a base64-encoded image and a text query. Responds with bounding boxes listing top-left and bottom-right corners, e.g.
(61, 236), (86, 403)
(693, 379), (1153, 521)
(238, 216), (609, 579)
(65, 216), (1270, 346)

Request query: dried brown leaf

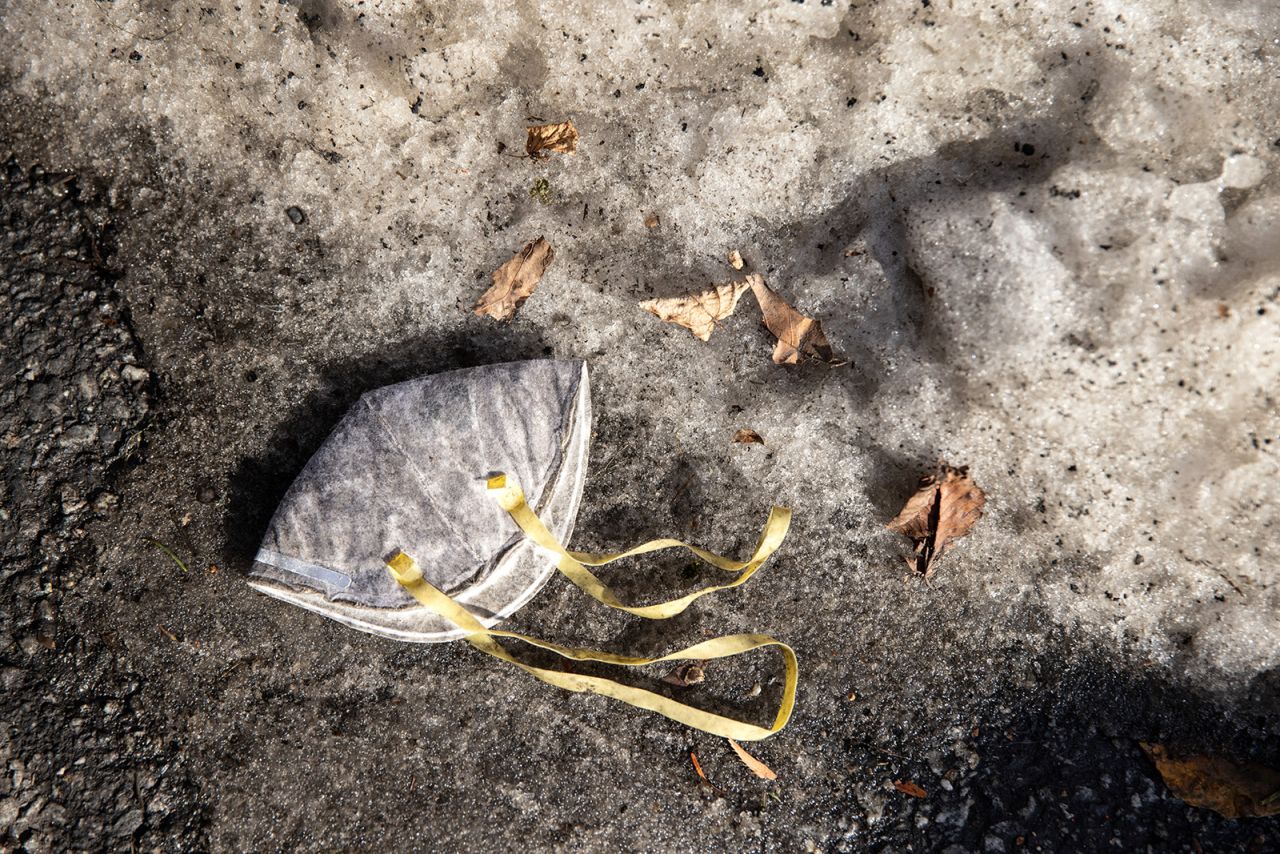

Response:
(747, 274), (841, 365)
(729, 739), (777, 781)
(886, 463), (986, 578)
(728, 249), (744, 270)
(644, 213), (661, 229)
(732, 428), (765, 445)
(662, 661), (706, 686)
(893, 780), (928, 798)
(1141, 743), (1280, 818)
(525, 120), (579, 159)
(473, 237), (554, 321)
(640, 280), (750, 342)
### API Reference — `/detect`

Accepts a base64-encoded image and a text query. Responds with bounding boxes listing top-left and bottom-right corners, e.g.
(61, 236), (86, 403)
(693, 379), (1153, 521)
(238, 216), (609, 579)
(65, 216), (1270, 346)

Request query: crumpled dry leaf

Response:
(732, 428), (764, 445)
(886, 463), (986, 578)
(639, 281), (750, 342)
(894, 780), (927, 798)
(525, 120), (579, 159)
(746, 274), (841, 365)
(473, 237), (554, 321)
(1140, 742), (1280, 818)
(729, 739), (777, 781)
(662, 661), (706, 686)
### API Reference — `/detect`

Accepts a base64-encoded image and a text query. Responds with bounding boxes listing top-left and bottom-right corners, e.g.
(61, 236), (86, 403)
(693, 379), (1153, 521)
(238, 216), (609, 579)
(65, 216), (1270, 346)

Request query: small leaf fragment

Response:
(473, 237), (555, 321)
(1140, 742), (1280, 819)
(644, 213), (661, 229)
(729, 739), (777, 781)
(663, 661), (706, 686)
(640, 280), (750, 342)
(732, 428), (765, 445)
(893, 780), (927, 798)
(691, 752), (721, 793)
(747, 274), (841, 365)
(887, 463), (986, 578)
(525, 120), (579, 159)
(728, 249), (744, 270)
(528, 177), (552, 204)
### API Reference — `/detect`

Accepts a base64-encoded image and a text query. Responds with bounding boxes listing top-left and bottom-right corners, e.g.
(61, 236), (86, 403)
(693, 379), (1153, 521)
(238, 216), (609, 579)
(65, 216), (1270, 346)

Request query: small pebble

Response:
(0, 667), (24, 691)
(286, 205), (306, 224)
(120, 364), (149, 383)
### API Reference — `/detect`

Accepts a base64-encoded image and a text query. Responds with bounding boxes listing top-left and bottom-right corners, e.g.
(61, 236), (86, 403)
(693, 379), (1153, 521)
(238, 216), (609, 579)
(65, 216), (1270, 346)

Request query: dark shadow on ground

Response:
(864, 639), (1280, 853)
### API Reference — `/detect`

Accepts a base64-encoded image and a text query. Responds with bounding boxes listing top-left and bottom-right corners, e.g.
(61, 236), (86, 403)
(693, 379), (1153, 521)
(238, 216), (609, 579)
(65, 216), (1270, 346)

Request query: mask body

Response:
(248, 359), (591, 642)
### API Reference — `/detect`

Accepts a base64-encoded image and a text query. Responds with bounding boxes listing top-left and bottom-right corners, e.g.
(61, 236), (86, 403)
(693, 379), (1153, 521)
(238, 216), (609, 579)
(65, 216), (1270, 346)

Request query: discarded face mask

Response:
(250, 359), (796, 740)
(250, 360), (591, 642)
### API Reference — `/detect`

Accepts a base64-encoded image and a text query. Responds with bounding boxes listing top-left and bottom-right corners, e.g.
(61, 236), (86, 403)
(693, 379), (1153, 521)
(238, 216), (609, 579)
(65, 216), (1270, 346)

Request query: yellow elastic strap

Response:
(484, 473), (792, 620)
(387, 552), (796, 741)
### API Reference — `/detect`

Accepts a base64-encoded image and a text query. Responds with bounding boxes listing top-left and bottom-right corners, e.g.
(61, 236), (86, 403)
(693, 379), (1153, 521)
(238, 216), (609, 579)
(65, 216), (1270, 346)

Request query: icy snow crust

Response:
(3, 0), (1278, 848)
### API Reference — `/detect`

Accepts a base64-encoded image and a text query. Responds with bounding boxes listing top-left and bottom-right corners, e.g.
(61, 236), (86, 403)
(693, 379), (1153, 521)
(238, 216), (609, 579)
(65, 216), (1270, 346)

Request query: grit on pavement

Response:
(2, 1), (1279, 851)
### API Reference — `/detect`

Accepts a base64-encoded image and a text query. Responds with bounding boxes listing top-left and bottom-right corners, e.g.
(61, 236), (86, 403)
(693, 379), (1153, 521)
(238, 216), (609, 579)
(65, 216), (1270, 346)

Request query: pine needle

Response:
(143, 537), (190, 573)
